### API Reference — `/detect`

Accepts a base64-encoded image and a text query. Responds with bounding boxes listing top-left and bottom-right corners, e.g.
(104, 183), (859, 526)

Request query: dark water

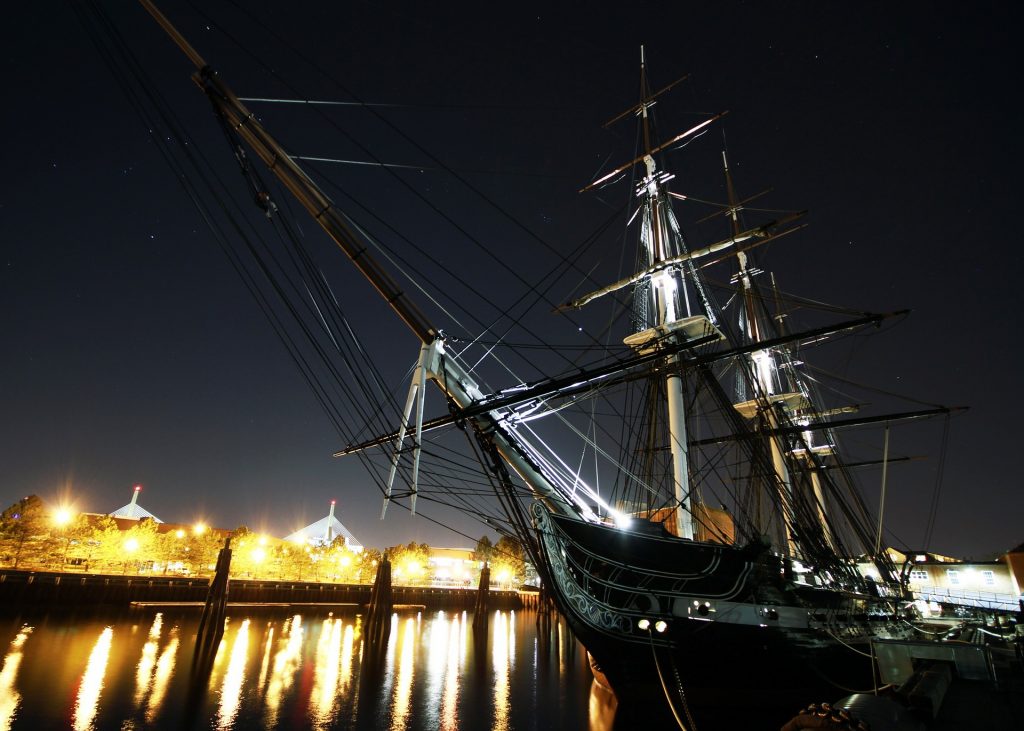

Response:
(0, 608), (629, 730)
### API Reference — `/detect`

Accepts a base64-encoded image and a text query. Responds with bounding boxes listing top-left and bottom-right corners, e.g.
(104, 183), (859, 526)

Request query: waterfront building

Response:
(858, 547), (1023, 614)
(427, 547), (478, 586)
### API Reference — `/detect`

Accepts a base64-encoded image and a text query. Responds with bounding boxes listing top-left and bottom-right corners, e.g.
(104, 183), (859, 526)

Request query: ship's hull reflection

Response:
(0, 607), (606, 730)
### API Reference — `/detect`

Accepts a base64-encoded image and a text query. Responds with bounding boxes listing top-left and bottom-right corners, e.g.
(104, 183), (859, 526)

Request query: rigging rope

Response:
(922, 414), (951, 550)
(76, 1), (543, 548)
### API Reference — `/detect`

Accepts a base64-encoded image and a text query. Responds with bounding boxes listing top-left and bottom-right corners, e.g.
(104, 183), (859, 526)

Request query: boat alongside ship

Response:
(125, 3), (1021, 726)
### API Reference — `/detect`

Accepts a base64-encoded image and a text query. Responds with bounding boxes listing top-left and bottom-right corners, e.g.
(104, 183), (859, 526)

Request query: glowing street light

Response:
(123, 537), (139, 575)
(193, 522), (207, 536)
(52, 506), (75, 569)
(251, 546), (267, 579)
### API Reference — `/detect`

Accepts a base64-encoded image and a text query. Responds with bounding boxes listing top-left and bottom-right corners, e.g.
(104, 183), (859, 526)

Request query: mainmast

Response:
(617, 49), (725, 540)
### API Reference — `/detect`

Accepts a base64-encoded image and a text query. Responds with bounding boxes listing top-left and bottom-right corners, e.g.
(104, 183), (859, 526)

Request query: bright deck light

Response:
(610, 510), (633, 529)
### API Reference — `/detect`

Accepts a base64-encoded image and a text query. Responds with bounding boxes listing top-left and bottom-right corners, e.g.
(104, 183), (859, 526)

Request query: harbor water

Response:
(0, 607), (621, 730)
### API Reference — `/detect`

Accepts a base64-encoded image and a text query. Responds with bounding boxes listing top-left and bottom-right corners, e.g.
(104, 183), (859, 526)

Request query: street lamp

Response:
(251, 547), (266, 580)
(52, 506), (75, 570)
(123, 538), (139, 575)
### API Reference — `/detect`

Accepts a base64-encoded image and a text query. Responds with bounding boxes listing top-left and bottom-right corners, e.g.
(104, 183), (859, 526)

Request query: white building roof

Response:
(109, 485), (163, 523)
(284, 501), (362, 549)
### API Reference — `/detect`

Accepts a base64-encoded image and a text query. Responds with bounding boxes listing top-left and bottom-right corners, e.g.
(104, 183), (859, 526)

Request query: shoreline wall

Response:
(0, 569), (527, 610)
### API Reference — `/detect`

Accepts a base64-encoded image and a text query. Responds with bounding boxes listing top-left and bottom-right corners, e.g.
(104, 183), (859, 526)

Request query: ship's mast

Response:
(773, 272), (836, 552)
(640, 54), (694, 540)
(617, 48), (728, 540)
(724, 151), (799, 556)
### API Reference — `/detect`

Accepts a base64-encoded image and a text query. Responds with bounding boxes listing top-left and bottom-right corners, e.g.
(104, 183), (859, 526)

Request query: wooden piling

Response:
(472, 563), (490, 632)
(365, 557), (393, 646)
(193, 536), (232, 670)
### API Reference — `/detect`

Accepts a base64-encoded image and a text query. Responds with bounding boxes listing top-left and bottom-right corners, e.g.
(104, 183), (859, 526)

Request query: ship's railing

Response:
(911, 584), (1020, 612)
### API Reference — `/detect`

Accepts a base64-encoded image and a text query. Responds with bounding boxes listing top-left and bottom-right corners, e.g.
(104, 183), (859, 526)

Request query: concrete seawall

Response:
(0, 569), (530, 611)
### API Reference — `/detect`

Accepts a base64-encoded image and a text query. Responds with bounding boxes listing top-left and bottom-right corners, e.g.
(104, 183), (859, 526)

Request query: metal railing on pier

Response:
(911, 584), (1020, 612)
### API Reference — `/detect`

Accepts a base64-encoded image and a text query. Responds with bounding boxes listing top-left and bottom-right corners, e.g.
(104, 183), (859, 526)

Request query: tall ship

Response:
(130, 3), (969, 725)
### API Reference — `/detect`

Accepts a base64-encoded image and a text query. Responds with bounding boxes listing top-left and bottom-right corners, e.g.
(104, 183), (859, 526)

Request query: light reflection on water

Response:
(147, 631), (178, 723)
(263, 614), (304, 727)
(133, 613), (162, 709)
(0, 608), (599, 730)
(389, 616), (416, 731)
(216, 618), (250, 729)
(492, 611), (511, 731)
(0, 625), (32, 730)
(73, 625), (113, 731)
(309, 617), (346, 729)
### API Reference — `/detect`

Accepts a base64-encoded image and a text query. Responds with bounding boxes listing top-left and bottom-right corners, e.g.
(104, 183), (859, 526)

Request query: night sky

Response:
(3, 2), (1019, 558)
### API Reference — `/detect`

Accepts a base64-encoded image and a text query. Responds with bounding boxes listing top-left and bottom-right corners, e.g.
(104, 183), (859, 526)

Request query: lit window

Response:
(981, 570), (995, 587)
(909, 570), (928, 582)
(946, 569), (960, 586)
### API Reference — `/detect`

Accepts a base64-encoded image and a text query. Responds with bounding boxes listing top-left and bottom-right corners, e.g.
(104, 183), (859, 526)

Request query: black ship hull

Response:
(532, 504), (912, 725)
